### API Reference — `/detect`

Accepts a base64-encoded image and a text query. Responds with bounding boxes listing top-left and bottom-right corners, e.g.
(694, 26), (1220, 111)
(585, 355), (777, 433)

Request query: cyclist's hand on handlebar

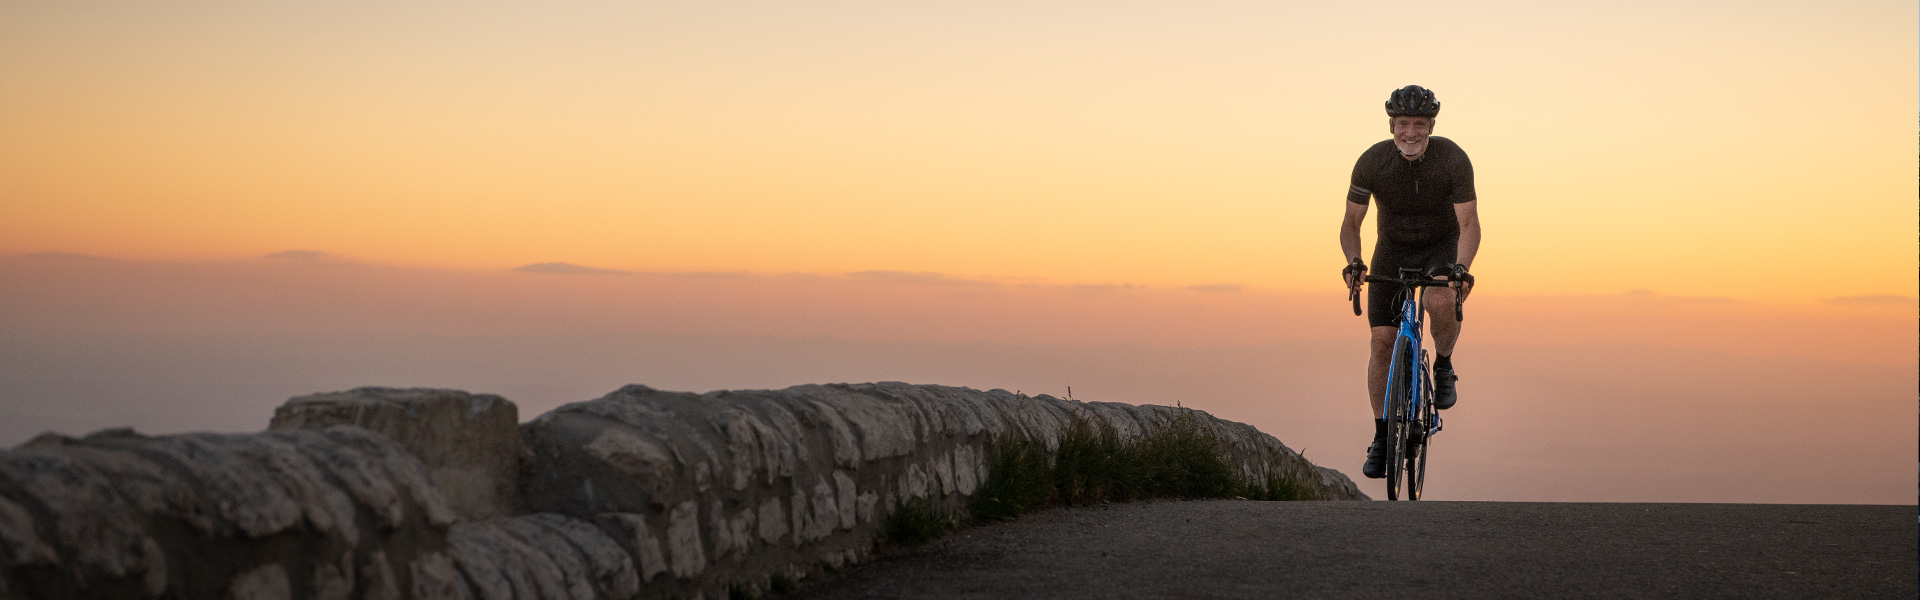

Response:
(1342, 258), (1367, 289)
(1450, 263), (1474, 299)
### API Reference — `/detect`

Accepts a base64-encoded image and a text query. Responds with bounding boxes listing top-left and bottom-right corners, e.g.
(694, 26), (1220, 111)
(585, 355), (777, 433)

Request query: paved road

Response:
(791, 500), (1916, 599)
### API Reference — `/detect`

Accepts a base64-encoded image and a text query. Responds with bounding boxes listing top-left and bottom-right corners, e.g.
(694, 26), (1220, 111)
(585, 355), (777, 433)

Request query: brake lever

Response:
(1450, 266), (1472, 322)
(1452, 281), (1465, 322)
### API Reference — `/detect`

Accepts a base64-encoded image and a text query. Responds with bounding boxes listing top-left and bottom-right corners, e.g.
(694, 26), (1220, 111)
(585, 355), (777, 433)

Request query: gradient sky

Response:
(3, 1), (1914, 299)
(1, 2), (1915, 503)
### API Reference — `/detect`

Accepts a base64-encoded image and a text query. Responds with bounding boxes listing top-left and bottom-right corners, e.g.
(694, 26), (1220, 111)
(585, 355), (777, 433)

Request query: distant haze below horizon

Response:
(2, 256), (1912, 504)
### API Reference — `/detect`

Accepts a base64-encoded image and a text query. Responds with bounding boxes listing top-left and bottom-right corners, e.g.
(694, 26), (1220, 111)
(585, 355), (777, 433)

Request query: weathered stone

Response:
(323, 426), (458, 528)
(227, 563), (290, 600)
(251, 433), (364, 544)
(799, 399), (862, 469)
(952, 445), (979, 495)
(0, 445), (169, 593)
(832, 470), (857, 530)
(525, 513), (640, 600)
(665, 501), (706, 578)
(312, 559), (353, 600)
(363, 550), (404, 600)
(447, 527), (516, 600)
(788, 487), (813, 548)
(902, 463), (929, 500)
(707, 500), (755, 560)
(756, 497), (788, 545)
(448, 520), (570, 600)
(593, 512), (669, 583)
(583, 427), (676, 497)
(0, 494), (56, 566)
(496, 517), (596, 600)
(272, 387), (522, 520)
(932, 452), (955, 497)
(0, 427), (461, 598)
(805, 477), (838, 542)
(411, 551), (472, 600)
(855, 491), (879, 525)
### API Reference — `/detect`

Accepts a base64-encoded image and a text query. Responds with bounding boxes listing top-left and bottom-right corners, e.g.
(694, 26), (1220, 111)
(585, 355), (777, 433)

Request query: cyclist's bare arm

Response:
(1340, 201), (1368, 285)
(1454, 200), (1480, 296)
(1453, 200), (1479, 269)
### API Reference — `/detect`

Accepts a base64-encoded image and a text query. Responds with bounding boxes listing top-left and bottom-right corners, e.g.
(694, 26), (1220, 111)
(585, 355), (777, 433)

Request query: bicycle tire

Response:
(1407, 352), (1434, 500)
(1384, 336), (1413, 500)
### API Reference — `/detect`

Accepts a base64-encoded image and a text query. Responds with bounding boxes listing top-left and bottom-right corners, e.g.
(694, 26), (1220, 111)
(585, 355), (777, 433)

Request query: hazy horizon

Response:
(3, 255), (1911, 504)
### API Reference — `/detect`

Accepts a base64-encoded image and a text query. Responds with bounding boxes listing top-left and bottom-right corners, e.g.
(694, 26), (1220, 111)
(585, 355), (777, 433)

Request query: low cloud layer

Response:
(1185, 284), (1242, 293)
(846, 270), (992, 286)
(1824, 294), (1918, 308)
(19, 252), (105, 261)
(263, 249), (337, 261)
(514, 262), (631, 275)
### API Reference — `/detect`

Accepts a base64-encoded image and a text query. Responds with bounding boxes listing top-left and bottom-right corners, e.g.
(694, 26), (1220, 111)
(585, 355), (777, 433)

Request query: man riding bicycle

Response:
(1339, 85), (1481, 480)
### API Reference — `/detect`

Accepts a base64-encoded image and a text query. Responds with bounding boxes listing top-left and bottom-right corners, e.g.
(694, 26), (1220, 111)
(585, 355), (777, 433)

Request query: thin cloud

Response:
(18, 252), (106, 261)
(514, 262), (631, 275)
(1620, 289), (1746, 304)
(1824, 294), (1918, 308)
(1070, 283), (1145, 293)
(846, 270), (993, 286)
(1185, 284), (1243, 293)
(264, 250), (335, 261)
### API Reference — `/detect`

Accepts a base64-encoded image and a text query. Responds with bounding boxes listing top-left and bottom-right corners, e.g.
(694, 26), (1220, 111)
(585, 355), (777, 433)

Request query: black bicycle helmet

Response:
(1384, 85), (1440, 118)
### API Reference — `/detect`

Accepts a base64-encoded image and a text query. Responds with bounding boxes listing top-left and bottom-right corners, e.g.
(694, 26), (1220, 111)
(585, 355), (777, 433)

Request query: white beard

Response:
(1395, 138), (1428, 158)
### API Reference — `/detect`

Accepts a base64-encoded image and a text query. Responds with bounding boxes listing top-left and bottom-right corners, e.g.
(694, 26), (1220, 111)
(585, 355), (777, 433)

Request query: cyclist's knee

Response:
(1425, 289), (1457, 321)
(1369, 327), (1396, 353)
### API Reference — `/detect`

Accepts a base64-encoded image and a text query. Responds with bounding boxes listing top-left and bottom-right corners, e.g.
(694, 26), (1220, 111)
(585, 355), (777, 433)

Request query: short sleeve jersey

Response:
(1346, 136), (1476, 250)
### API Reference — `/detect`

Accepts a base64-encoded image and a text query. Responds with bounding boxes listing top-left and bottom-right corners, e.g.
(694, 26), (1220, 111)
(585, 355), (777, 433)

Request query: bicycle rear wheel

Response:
(1383, 336), (1414, 500)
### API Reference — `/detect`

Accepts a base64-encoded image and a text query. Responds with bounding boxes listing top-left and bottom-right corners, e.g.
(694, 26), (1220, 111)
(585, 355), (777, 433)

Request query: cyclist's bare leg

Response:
(1425, 286), (1461, 355)
(1367, 326), (1395, 418)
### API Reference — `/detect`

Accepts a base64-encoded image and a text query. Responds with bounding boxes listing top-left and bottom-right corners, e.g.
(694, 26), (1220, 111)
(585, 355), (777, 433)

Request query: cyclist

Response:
(1339, 85), (1480, 480)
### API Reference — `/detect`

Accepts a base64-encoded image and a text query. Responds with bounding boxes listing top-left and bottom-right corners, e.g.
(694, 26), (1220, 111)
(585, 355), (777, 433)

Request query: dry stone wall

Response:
(0, 383), (1363, 599)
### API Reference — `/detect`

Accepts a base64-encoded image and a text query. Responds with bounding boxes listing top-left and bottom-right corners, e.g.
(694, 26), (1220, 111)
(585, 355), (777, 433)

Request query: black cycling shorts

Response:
(1367, 241), (1457, 328)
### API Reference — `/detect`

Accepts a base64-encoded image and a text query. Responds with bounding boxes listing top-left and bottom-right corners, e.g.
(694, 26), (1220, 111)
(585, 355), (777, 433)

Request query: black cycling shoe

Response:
(1361, 439), (1387, 479)
(1433, 367), (1459, 410)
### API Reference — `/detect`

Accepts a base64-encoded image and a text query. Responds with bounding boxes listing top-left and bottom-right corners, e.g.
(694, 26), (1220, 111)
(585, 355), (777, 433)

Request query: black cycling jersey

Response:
(1346, 136), (1476, 249)
(1347, 136), (1476, 327)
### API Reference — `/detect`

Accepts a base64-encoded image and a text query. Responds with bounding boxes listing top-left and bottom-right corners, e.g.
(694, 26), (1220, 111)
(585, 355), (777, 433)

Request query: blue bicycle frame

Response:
(1383, 279), (1441, 444)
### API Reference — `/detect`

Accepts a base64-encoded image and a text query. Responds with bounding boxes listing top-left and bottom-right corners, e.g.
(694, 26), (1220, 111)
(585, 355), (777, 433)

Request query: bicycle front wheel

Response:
(1410, 436), (1428, 500)
(1406, 351), (1433, 500)
(1383, 336), (1414, 500)
(1405, 351), (1436, 500)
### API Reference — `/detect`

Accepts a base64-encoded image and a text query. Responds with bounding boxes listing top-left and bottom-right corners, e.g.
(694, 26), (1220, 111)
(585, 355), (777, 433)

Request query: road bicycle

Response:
(1346, 265), (1469, 500)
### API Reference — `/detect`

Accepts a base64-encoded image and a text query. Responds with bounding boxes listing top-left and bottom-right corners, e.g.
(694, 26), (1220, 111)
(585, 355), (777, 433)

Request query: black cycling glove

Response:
(1343, 258), (1367, 285)
(1451, 263), (1474, 286)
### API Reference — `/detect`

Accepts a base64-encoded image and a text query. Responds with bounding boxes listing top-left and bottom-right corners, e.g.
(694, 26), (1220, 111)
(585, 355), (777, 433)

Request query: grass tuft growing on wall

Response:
(970, 407), (1321, 523)
(883, 407), (1322, 550)
(883, 498), (958, 545)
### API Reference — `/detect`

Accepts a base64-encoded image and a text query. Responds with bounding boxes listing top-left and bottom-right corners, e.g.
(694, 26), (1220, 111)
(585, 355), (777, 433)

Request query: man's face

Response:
(1389, 116), (1434, 159)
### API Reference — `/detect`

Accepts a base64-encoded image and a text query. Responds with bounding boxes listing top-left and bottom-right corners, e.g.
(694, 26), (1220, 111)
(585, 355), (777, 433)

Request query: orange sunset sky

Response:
(1, 1), (1915, 503)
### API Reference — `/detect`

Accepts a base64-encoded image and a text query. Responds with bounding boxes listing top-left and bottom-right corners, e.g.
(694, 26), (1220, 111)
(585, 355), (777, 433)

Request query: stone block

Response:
(272, 387), (524, 521)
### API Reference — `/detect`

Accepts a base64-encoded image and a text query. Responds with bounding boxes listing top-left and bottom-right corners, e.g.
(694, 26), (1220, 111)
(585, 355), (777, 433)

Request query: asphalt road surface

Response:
(790, 500), (1916, 599)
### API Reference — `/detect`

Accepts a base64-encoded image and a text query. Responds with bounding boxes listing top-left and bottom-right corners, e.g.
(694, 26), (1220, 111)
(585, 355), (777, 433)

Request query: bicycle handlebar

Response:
(1351, 270), (1473, 322)
(1361, 274), (1453, 287)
